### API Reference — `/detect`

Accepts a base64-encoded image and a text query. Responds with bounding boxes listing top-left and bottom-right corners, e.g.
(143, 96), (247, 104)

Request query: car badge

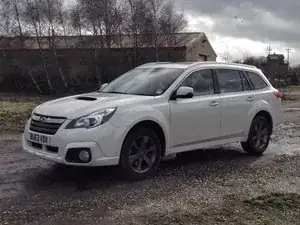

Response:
(40, 116), (47, 123)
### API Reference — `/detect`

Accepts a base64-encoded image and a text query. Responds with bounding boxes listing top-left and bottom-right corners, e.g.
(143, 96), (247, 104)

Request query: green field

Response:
(146, 193), (300, 225)
(1, 86), (300, 135)
(0, 97), (42, 134)
(281, 85), (300, 100)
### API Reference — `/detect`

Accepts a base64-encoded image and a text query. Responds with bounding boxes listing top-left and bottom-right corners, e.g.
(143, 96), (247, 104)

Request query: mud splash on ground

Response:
(0, 102), (299, 224)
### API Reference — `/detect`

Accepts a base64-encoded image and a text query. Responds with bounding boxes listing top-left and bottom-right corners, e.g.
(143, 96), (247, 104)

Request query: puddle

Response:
(0, 183), (24, 200)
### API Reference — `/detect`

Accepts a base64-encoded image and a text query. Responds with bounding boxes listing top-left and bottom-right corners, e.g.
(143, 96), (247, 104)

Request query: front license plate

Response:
(29, 132), (50, 145)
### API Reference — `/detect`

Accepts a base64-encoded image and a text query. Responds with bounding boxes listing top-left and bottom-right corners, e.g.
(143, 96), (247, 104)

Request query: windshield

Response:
(101, 67), (184, 96)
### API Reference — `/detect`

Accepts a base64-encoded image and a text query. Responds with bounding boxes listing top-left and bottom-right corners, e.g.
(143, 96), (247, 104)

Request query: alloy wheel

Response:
(129, 135), (157, 173)
(250, 121), (269, 149)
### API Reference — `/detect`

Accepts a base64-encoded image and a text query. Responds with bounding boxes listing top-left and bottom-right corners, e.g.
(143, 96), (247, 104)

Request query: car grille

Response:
(30, 114), (66, 135)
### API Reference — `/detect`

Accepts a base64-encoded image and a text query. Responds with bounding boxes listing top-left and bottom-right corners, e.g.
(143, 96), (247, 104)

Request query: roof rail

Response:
(137, 61), (258, 70)
(137, 62), (171, 67)
(190, 61), (257, 69)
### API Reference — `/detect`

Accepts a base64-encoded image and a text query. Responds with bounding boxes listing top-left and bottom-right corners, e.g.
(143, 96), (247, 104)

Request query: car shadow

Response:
(24, 145), (259, 195)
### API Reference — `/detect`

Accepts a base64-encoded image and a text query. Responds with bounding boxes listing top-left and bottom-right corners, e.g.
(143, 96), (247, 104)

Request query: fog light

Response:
(78, 150), (91, 162)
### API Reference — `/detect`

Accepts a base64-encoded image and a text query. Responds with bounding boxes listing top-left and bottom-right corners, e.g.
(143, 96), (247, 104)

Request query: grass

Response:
(0, 85), (300, 132)
(245, 192), (300, 210)
(0, 98), (42, 134)
(242, 193), (300, 224)
(282, 85), (300, 90)
(281, 85), (300, 100)
(144, 193), (300, 225)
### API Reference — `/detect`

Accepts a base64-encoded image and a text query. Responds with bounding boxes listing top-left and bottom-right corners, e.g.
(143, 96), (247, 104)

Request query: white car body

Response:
(22, 62), (283, 171)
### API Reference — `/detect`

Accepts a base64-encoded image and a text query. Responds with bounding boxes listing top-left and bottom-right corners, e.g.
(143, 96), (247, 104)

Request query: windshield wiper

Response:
(100, 91), (127, 94)
(100, 91), (154, 96)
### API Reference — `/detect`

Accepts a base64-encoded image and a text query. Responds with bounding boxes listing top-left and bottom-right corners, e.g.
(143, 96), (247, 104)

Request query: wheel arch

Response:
(121, 119), (167, 157)
(241, 110), (273, 155)
(244, 110), (273, 139)
(253, 110), (273, 131)
(244, 99), (274, 138)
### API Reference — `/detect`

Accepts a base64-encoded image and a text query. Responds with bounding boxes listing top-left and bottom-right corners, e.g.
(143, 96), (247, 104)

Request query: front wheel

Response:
(241, 116), (271, 155)
(119, 127), (162, 181)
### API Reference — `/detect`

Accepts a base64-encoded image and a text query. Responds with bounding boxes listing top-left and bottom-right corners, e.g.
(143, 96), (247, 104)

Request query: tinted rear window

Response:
(240, 72), (251, 91)
(245, 71), (268, 90)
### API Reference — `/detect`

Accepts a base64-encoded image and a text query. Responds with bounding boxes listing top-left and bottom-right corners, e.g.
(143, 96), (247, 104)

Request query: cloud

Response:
(176, 0), (300, 64)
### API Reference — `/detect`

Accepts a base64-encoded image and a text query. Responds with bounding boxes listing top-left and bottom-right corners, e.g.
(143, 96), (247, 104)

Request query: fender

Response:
(110, 104), (170, 151)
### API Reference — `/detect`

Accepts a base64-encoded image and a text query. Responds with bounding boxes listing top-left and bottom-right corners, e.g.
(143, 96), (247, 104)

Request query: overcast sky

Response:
(175, 0), (300, 65)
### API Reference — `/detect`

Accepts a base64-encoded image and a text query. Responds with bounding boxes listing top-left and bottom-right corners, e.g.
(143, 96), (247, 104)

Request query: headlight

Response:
(66, 107), (117, 129)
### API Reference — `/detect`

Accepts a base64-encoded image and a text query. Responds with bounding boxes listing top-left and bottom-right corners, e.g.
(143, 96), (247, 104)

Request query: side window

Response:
(240, 72), (251, 91)
(180, 69), (214, 96)
(216, 69), (243, 93)
(245, 71), (268, 90)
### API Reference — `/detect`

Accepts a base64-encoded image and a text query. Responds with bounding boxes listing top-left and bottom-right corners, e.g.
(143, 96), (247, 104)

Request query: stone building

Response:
(0, 32), (217, 93)
(261, 53), (289, 81)
(0, 32), (217, 62)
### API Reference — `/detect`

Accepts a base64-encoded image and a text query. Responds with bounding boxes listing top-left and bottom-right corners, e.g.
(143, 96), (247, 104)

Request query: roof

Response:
(0, 32), (208, 50)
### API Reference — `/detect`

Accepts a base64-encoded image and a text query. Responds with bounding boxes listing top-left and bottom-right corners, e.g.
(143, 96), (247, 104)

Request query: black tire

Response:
(241, 115), (271, 155)
(119, 127), (162, 181)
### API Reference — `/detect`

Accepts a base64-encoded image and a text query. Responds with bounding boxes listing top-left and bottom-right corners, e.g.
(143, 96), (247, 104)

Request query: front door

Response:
(170, 69), (221, 148)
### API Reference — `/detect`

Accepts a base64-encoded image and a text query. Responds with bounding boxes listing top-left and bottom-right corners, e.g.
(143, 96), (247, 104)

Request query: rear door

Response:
(243, 70), (283, 126)
(215, 68), (254, 138)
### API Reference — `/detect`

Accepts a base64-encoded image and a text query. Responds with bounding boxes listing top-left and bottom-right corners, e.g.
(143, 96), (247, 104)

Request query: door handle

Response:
(246, 96), (254, 102)
(209, 100), (220, 107)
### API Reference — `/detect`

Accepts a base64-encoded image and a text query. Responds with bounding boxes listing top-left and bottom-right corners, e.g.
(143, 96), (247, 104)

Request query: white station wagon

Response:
(22, 62), (283, 180)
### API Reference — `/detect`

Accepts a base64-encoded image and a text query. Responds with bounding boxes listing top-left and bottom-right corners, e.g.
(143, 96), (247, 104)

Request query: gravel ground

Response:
(0, 101), (300, 225)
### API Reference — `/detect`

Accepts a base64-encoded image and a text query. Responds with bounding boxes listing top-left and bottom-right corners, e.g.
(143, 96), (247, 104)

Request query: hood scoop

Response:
(76, 96), (97, 101)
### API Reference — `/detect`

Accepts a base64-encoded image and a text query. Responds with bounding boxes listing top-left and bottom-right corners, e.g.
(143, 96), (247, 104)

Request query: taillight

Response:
(273, 89), (281, 99)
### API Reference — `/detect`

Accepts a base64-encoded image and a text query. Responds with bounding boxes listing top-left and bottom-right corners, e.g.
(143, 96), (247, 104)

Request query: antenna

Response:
(266, 45), (272, 55)
(286, 48), (291, 65)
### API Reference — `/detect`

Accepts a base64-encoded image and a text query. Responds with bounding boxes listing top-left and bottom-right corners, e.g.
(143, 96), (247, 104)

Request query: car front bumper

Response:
(22, 119), (122, 166)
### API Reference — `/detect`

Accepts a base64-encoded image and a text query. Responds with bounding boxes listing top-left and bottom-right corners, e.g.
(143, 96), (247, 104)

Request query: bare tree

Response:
(0, 0), (26, 43)
(142, 0), (166, 60)
(0, 0), (43, 93)
(221, 46), (232, 62)
(113, 2), (127, 47)
(23, 0), (53, 92)
(39, 0), (68, 88)
(69, 5), (83, 38)
(1, 0), (191, 93)
(142, 0), (187, 60)
(69, 0), (124, 84)
(243, 56), (267, 68)
(122, 0), (150, 65)
(160, 1), (187, 36)
(70, 0), (104, 83)
(55, 0), (69, 47)
(289, 65), (300, 85)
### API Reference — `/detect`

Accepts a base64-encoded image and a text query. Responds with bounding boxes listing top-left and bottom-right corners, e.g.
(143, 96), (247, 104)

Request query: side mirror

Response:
(175, 86), (194, 99)
(100, 83), (109, 91)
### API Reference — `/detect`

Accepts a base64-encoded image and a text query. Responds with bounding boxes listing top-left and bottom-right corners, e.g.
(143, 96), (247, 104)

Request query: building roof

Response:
(0, 32), (216, 56)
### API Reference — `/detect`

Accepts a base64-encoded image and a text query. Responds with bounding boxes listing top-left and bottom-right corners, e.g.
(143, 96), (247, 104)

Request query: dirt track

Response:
(0, 101), (299, 225)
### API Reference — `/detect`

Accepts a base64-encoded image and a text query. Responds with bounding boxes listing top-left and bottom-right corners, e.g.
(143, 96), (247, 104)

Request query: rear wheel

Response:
(119, 127), (162, 181)
(241, 115), (271, 155)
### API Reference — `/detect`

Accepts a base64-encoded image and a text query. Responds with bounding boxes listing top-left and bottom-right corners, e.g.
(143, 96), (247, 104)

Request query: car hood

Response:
(34, 92), (154, 119)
